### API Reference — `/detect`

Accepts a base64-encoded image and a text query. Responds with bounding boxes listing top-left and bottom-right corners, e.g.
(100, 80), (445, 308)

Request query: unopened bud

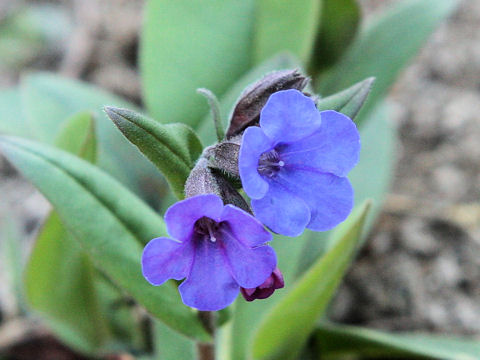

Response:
(226, 70), (309, 138)
(185, 158), (251, 213)
(240, 267), (284, 301)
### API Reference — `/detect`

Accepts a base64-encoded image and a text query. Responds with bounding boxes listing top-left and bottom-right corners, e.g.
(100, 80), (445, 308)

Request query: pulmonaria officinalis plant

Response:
(139, 70), (360, 311)
(0, 1), (465, 357)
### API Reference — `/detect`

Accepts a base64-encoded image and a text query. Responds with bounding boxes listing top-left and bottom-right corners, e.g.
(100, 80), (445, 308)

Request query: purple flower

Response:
(239, 89), (360, 237)
(240, 267), (284, 301)
(141, 194), (277, 311)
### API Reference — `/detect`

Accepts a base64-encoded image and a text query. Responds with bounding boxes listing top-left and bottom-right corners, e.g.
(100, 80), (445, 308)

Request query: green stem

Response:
(197, 88), (225, 142)
(197, 311), (215, 360)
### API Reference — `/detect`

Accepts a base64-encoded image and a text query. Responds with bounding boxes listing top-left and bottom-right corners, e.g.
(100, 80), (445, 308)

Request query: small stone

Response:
(431, 165), (468, 201)
(399, 217), (440, 256)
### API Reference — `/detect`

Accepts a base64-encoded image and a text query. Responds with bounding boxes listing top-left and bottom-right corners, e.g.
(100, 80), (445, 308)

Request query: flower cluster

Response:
(142, 84), (360, 311)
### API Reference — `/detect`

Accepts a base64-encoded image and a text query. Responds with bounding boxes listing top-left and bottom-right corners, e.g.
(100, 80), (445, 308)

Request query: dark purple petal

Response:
(278, 110), (360, 177)
(251, 181), (311, 237)
(165, 194), (223, 241)
(259, 89), (321, 143)
(239, 126), (274, 199)
(142, 237), (194, 285)
(220, 227), (276, 288)
(220, 204), (272, 247)
(178, 239), (238, 311)
(276, 166), (353, 231)
(240, 267), (285, 301)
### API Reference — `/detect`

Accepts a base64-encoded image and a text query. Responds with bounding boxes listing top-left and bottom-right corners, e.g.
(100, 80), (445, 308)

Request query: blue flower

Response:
(141, 194), (277, 311)
(239, 89), (360, 237)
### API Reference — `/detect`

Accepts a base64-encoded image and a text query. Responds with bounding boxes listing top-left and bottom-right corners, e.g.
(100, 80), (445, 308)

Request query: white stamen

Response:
(210, 236), (217, 243)
(278, 160), (285, 167)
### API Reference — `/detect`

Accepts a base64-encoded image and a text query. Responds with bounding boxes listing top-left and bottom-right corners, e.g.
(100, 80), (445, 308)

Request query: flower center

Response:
(194, 217), (220, 243)
(258, 149), (284, 178)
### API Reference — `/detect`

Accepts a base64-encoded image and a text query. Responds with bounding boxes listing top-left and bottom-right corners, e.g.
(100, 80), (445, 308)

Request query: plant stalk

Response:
(197, 311), (215, 360)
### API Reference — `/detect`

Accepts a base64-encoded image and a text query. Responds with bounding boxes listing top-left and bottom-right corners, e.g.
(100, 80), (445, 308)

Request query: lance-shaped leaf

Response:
(104, 107), (203, 199)
(252, 201), (371, 360)
(317, 0), (458, 125)
(253, 0), (322, 65)
(311, 0), (360, 72)
(0, 88), (31, 138)
(0, 136), (210, 341)
(317, 77), (375, 120)
(315, 323), (480, 360)
(19, 72), (161, 200)
(25, 112), (110, 354)
(140, 0), (255, 128)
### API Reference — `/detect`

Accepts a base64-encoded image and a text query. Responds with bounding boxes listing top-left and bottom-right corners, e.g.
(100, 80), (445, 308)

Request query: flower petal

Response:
(165, 194), (224, 241)
(220, 204), (272, 247)
(278, 110), (360, 177)
(142, 237), (194, 286)
(220, 227), (277, 288)
(259, 89), (321, 143)
(179, 240), (238, 311)
(251, 181), (311, 237)
(276, 166), (354, 231)
(239, 126), (274, 199)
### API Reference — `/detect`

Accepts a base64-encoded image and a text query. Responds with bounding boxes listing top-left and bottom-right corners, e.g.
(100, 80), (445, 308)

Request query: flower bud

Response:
(240, 267), (284, 301)
(184, 158), (251, 213)
(203, 135), (241, 179)
(226, 70), (309, 138)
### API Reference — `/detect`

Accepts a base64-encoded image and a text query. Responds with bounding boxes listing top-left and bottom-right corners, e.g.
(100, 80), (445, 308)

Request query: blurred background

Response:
(0, 0), (479, 358)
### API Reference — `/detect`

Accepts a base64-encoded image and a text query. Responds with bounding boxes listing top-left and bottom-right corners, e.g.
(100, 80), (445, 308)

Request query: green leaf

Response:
(310, 0), (360, 72)
(140, 0), (255, 128)
(55, 111), (97, 163)
(316, 0), (458, 123)
(25, 113), (110, 354)
(315, 323), (480, 360)
(252, 201), (372, 360)
(317, 77), (375, 120)
(349, 102), (396, 237)
(104, 107), (202, 199)
(0, 88), (31, 137)
(25, 212), (110, 354)
(19, 72), (161, 199)
(197, 54), (302, 146)
(0, 212), (25, 313)
(229, 232), (312, 360)
(153, 320), (196, 360)
(253, 0), (322, 65)
(0, 136), (210, 341)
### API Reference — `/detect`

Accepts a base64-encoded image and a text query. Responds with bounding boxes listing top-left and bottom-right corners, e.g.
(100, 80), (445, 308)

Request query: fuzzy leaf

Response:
(0, 136), (210, 341)
(253, 0), (322, 65)
(252, 201), (371, 360)
(140, 0), (255, 128)
(315, 323), (480, 360)
(317, 0), (458, 124)
(317, 77), (375, 120)
(311, 0), (360, 72)
(104, 107), (202, 199)
(19, 72), (161, 199)
(24, 112), (110, 354)
(0, 88), (31, 137)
